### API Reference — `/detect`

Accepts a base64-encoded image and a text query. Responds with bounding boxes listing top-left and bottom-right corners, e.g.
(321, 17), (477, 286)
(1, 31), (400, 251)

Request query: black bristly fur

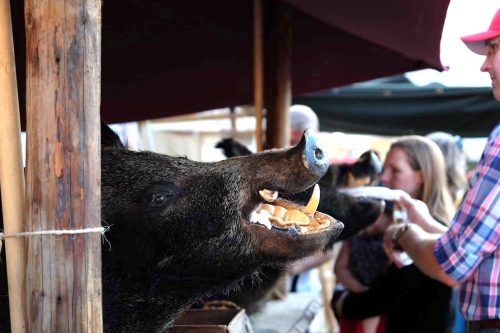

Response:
(1, 123), (342, 332)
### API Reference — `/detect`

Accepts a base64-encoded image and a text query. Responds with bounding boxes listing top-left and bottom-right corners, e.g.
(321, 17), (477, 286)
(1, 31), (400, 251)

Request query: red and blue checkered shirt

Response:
(435, 123), (500, 321)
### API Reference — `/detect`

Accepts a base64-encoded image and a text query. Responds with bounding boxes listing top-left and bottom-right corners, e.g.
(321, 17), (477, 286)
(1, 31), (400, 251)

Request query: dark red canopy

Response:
(11, 0), (449, 126)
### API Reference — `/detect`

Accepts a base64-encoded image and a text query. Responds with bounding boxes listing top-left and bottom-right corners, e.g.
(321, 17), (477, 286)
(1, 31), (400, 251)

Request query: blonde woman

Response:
(333, 136), (456, 333)
(384, 136), (455, 224)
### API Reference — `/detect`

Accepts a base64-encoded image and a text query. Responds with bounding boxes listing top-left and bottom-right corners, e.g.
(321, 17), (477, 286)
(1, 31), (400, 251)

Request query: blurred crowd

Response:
(287, 8), (500, 333)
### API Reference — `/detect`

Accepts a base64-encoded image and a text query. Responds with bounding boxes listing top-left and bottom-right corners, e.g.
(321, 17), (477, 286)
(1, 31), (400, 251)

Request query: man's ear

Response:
(101, 121), (125, 149)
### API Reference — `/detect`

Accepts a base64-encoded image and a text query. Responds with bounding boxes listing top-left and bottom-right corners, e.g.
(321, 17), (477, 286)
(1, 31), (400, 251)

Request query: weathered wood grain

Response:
(24, 1), (102, 331)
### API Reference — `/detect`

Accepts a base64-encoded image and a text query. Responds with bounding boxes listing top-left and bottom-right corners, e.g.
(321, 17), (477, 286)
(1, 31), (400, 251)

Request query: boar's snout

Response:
(297, 129), (328, 178)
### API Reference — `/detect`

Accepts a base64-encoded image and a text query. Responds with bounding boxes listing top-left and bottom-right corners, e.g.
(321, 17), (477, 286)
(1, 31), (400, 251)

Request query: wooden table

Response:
(250, 292), (322, 333)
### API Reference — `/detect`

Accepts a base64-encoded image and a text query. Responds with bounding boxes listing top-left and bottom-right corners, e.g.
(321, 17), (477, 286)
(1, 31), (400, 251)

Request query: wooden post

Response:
(253, 0), (264, 152)
(229, 108), (237, 138)
(264, 1), (292, 149)
(319, 263), (337, 333)
(24, 1), (102, 331)
(0, 1), (27, 332)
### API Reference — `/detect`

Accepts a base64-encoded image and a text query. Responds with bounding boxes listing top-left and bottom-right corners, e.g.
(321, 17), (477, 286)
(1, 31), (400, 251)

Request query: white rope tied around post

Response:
(0, 226), (110, 255)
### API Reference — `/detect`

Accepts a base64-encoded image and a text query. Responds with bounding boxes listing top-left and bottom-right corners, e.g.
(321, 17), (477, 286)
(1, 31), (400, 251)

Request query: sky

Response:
(407, 0), (500, 87)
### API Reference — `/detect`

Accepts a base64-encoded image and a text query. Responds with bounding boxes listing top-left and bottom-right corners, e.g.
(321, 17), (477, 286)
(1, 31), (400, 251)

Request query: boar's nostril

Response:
(314, 148), (324, 160)
(301, 129), (328, 177)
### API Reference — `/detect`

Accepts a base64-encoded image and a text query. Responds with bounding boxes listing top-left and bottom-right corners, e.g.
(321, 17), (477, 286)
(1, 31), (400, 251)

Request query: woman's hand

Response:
(383, 224), (404, 268)
(383, 223), (420, 268)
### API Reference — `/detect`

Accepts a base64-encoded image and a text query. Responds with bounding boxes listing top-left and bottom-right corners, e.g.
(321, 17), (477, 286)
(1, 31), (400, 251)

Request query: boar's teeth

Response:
(259, 189), (278, 202)
(269, 216), (291, 227)
(273, 206), (288, 219)
(303, 184), (320, 215)
(249, 210), (273, 229)
(260, 203), (275, 215)
(284, 209), (310, 226)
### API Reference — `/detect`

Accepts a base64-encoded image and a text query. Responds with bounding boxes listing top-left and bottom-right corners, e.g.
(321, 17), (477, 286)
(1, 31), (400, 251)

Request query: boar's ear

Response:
(101, 121), (125, 149)
(215, 138), (253, 158)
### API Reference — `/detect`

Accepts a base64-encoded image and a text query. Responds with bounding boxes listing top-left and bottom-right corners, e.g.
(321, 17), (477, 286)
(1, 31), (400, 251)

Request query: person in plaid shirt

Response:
(382, 9), (500, 333)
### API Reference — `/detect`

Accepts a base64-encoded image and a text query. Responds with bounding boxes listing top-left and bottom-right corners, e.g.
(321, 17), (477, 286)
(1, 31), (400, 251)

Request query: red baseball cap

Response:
(461, 8), (500, 55)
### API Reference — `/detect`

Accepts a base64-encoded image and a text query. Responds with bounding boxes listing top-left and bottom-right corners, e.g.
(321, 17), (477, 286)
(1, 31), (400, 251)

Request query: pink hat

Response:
(461, 8), (500, 55)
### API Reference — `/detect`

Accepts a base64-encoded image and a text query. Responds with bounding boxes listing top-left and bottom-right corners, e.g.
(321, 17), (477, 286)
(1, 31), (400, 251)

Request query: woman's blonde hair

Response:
(426, 132), (468, 207)
(391, 136), (455, 224)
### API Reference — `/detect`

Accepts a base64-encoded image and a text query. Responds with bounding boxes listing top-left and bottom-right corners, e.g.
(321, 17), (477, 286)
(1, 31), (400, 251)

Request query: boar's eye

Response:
(150, 193), (169, 207)
(145, 183), (178, 207)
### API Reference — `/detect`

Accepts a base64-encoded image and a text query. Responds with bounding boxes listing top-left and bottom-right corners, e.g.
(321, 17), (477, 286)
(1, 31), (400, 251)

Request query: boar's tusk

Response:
(303, 184), (320, 215)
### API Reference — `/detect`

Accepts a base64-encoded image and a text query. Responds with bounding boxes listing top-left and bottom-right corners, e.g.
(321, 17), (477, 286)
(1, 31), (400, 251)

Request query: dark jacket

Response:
(336, 264), (451, 333)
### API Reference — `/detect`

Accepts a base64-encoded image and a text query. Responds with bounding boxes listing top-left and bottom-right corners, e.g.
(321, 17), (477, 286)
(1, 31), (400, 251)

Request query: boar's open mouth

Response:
(247, 184), (336, 236)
